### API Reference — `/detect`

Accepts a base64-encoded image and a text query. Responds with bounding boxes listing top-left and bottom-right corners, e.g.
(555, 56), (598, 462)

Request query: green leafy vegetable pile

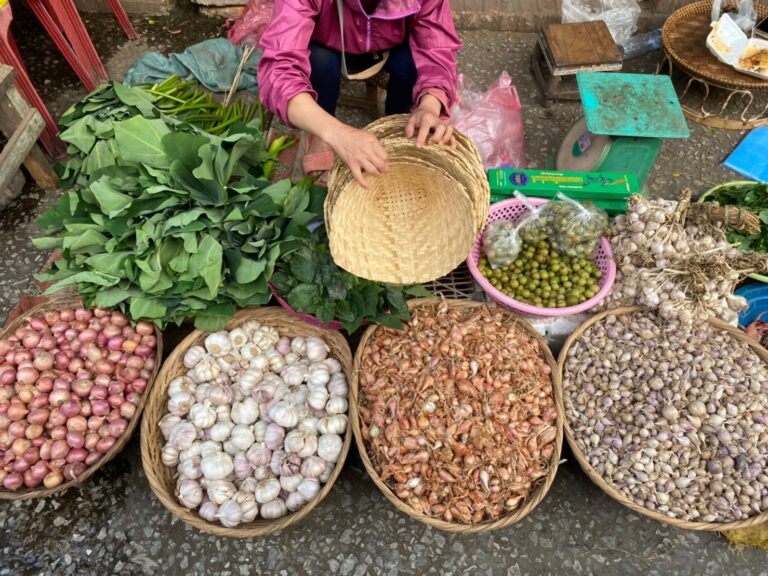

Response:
(35, 82), (321, 330)
(708, 183), (768, 252)
(271, 226), (431, 333)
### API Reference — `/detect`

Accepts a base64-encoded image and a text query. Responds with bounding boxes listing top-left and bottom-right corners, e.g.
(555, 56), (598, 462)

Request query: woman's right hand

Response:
(326, 124), (389, 189)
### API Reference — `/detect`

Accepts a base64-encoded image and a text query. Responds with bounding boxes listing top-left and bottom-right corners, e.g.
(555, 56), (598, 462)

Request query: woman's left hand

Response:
(405, 94), (455, 148)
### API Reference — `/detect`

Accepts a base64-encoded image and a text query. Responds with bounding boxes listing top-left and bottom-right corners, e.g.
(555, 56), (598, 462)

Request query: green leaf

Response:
(93, 286), (132, 307)
(286, 283), (321, 312)
(43, 270), (120, 294)
(83, 140), (116, 175)
(162, 132), (208, 171)
(59, 116), (97, 153)
(114, 116), (171, 168)
(289, 252), (316, 284)
(113, 82), (157, 116)
(225, 249), (267, 284)
(189, 235), (223, 296)
(32, 237), (62, 250)
(193, 303), (236, 330)
(129, 296), (167, 320)
(90, 178), (133, 216)
(169, 160), (227, 206)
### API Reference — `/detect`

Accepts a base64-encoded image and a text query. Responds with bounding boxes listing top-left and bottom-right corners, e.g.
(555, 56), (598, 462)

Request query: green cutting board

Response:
(576, 72), (690, 139)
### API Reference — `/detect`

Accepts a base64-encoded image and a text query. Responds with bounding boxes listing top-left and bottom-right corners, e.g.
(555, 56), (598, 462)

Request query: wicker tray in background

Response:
(0, 295), (164, 501)
(558, 306), (768, 531)
(140, 307), (353, 537)
(663, 1), (768, 91)
(350, 298), (564, 533)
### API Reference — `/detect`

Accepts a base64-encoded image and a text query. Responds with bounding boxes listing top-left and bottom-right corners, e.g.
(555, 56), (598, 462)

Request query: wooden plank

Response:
(0, 109), (45, 194)
(0, 87), (58, 190)
(0, 65), (16, 97)
(543, 21), (622, 69)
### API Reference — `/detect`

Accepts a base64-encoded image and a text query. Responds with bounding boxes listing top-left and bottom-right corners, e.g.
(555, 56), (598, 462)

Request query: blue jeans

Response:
(309, 41), (417, 116)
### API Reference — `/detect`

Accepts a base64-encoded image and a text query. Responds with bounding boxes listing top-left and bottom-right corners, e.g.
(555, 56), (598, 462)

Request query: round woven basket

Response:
(326, 115), (489, 285)
(350, 298), (564, 533)
(558, 306), (768, 531)
(140, 306), (353, 537)
(0, 295), (164, 501)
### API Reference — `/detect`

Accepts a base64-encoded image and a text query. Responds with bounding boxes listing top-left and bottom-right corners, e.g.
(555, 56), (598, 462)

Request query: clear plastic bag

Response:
(227, 0), (274, 48)
(451, 72), (526, 170)
(482, 221), (522, 269)
(712, 0), (757, 33)
(561, 0), (641, 44)
(550, 193), (609, 258)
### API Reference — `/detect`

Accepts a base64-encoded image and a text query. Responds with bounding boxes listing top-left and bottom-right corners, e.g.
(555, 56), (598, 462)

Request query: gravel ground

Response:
(0, 6), (766, 576)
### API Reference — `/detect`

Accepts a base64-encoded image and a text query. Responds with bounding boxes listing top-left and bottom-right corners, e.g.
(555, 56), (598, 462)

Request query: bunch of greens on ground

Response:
(271, 226), (432, 333)
(35, 81), (321, 330)
(56, 79), (291, 190)
(709, 183), (768, 252)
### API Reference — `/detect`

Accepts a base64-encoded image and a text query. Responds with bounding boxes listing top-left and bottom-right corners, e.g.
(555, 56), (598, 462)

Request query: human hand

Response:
(326, 124), (388, 189)
(405, 94), (455, 148)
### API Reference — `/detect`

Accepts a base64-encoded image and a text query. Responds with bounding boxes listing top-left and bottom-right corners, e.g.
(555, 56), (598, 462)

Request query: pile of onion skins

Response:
(358, 301), (557, 524)
(0, 306), (157, 491)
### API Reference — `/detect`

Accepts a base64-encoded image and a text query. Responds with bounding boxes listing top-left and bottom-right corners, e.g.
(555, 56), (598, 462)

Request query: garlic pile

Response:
(159, 322), (347, 527)
(603, 194), (747, 324)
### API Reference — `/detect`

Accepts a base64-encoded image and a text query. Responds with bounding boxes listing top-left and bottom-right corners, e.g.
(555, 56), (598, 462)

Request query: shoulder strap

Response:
(336, 0), (351, 79)
(335, 0), (389, 81)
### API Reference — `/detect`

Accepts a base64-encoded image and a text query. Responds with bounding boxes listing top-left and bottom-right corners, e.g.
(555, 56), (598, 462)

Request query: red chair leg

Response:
(25, 0), (98, 91)
(0, 39), (66, 158)
(41, 0), (109, 84)
(107, 0), (139, 40)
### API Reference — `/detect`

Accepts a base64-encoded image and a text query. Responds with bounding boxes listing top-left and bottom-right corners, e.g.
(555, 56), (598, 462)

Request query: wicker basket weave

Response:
(0, 295), (164, 501)
(350, 298), (564, 533)
(558, 306), (768, 531)
(326, 116), (489, 285)
(140, 307), (353, 537)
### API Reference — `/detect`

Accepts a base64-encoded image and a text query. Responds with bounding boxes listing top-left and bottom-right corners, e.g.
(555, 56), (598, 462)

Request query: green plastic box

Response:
(488, 168), (643, 214)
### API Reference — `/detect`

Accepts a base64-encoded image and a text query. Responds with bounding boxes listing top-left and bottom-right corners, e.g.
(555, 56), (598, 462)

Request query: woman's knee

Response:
(309, 43), (342, 81)
(386, 44), (417, 85)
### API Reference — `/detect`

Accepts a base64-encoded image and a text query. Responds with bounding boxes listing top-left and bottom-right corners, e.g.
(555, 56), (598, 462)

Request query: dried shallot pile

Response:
(357, 301), (558, 524)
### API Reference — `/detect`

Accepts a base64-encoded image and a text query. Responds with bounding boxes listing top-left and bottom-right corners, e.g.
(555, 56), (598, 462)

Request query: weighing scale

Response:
(556, 73), (691, 189)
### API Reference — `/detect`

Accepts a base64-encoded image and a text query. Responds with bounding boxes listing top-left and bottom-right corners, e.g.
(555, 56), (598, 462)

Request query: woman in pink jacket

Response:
(258, 0), (462, 187)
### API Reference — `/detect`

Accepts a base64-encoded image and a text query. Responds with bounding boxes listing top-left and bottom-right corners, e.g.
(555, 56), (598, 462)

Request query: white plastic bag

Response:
(712, 0), (757, 33)
(562, 0), (641, 44)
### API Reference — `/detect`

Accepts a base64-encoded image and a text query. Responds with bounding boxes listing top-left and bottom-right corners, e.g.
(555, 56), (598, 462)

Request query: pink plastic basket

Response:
(466, 197), (616, 317)
(269, 284), (344, 331)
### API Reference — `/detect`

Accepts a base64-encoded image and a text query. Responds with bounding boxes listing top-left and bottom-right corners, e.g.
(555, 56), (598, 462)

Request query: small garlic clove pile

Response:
(160, 322), (347, 527)
(564, 310), (768, 523)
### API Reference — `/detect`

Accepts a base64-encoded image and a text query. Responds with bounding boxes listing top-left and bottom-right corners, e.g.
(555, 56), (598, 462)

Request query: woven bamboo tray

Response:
(0, 295), (164, 501)
(140, 307), (353, 537)
(350, 298), (564, 533)
(558, 306), (768, 531)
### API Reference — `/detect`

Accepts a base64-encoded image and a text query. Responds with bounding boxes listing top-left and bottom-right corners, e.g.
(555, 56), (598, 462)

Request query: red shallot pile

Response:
(0, 305), (157, 491)
(357, 301), (558, 524)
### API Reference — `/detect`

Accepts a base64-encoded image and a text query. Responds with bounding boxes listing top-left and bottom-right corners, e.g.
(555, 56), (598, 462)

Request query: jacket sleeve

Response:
(258, 0), (321, 125)
(408, 0), (462, 116)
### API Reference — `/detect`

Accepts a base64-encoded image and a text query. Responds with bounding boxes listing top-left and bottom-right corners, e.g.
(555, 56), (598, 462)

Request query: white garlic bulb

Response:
(206, 384), (233, 406)
(216, 499), (242, 528)
(290, 336), (307, 356)
(327, 374), (348, 398)
(279, 473), (303, 493)
(317, 415), (347, 435)
(190, 357), (221, 383)
(168, 376), (196, 397)
(298, 416), (319, 435)
(306, 336), (329, 362)
(200, 440), (222, 458)
(246, 443), (271, 468)
(253, 421), (268, 443)
(201, 451), (234, 481)
(284, 429), (318, 458)
(241, 319), (261, 336)
(300, 455), (326, 479)
(250, 354), (270, 372)
(317, 434), (343, 463)
(183, 346), (206, 368)
(231, 397), (259, 425)
(323, 358), (342, 374)
(285, 491), (308, 512)
(205, 332), (232, 356)
(240, 499), (258, 523)
(167, 391), (195, 416)
(239, 342), (263, 363)
(260, 498), (288, 519)
(263, 423), (285, 450)
(237, 368), (263, 394)
(159, 414), (181, 440)
(199, 500), (218, 522)
(325, 397), (348, 415)
(169, 421), (197, 451)
(281, 363), (308, 387)
(308, 364), (330, 387)
(228, 328), (249, 350)
(269, 401), (300, 428)
(230, 424), (255, 451)
(206, 480), (237, 505)
(161, 445), (180, 467)
(254, 477), (281, 504)
(209, 421), (233, 443)
(189, 400), (216, 429)
(297, 477), (320, 501)
(307, 387), (329, 411)
(238, 477), (258, 494)
(265, 350), (286, 373)
(178, 457), (202, 480)
(177, 479), (203, 509)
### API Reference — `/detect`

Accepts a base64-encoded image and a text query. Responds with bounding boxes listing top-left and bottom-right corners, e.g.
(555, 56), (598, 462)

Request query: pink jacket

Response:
(258, 0), (462, 124)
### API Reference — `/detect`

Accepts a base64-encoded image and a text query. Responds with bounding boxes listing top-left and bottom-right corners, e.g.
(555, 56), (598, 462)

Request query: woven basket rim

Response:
(662, 0), (768, 90)
(558, 305), (768, 531)
(0, 295), (164, 501)
(139, 306), (353, 537)
(350, 298), (565, 533)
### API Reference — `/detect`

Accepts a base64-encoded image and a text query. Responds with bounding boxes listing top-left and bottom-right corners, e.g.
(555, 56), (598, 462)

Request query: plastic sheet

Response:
(712, 0), (757, 32)
(227, 0), (274, 48)
(451, 72), (526, 170)
(561, 0), (641, 43)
